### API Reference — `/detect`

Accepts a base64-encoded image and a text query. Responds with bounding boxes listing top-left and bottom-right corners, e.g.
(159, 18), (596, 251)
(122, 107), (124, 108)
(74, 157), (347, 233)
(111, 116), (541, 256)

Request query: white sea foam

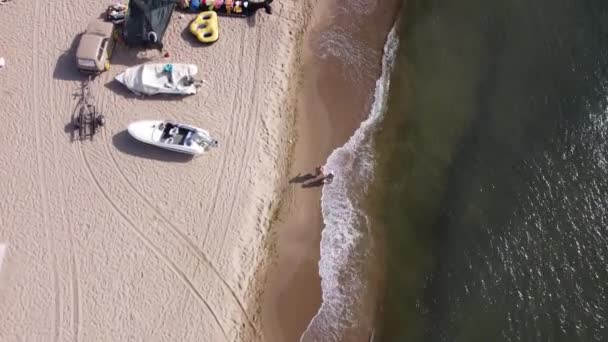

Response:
(300, 22), (400, 342)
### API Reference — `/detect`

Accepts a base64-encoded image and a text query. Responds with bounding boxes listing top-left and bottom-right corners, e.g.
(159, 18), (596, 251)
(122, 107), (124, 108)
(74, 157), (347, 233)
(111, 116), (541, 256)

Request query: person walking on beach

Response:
(300, 166), (335, 188)
(315, 165), (334, 184)
(323, 171), (335, 184)
(314, 165), (324, 177)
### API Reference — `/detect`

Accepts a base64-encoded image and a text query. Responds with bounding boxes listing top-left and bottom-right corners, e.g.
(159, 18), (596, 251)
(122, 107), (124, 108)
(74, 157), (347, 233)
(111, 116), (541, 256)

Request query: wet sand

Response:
(261, 0), (401, 340)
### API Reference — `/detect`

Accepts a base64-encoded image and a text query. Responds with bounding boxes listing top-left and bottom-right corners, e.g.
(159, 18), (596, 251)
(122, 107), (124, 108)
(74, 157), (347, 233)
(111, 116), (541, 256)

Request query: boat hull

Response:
(127, 120), (211, 156)
(115, 63), (199, 96)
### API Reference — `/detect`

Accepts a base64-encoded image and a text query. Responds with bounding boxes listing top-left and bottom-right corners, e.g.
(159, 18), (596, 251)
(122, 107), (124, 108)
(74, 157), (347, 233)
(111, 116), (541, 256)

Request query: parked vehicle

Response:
(75, 20), (115, 74)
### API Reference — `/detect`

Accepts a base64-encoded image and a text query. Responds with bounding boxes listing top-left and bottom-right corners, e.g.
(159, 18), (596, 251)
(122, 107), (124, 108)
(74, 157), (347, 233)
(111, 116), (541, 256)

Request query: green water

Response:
(373, 0), (608, 341)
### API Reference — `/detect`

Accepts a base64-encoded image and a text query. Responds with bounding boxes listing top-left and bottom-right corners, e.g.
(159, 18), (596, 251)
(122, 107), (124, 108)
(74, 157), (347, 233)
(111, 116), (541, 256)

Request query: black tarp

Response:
(122, 0), (177, 48)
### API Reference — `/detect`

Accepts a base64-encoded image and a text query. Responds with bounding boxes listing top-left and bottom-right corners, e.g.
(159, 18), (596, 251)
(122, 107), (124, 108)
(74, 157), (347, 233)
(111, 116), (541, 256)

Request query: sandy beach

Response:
(0, 0), (307, 340)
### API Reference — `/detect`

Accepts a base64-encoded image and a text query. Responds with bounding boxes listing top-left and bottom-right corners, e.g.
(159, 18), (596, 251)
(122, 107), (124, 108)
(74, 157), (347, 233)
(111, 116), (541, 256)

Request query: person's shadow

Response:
(290, 170), (328, 188)
(289, 173), (317, 184)
(302, 179), (325, 188)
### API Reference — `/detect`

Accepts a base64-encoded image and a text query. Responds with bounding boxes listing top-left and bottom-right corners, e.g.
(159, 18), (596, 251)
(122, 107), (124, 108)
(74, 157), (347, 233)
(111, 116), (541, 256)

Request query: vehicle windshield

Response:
(78, 59), (96, 68)
(97, 39), (107, 61)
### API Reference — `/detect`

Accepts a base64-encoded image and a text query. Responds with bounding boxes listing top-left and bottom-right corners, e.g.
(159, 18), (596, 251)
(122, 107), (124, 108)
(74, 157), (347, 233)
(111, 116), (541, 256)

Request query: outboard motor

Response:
(147, 31), (158, 43)
(264, 0), (273, 14)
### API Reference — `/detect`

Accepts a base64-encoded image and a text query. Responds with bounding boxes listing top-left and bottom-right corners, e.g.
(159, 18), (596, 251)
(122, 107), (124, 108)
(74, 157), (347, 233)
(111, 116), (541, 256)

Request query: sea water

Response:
(304, 0), (608, 340)
(373, 0), (608, 341)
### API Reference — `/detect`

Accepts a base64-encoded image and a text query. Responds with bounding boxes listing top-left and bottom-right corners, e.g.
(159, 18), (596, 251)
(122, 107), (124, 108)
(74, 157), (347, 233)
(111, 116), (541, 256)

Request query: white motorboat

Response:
(128, 120), (219, 155)
(115, 63), (201, 96)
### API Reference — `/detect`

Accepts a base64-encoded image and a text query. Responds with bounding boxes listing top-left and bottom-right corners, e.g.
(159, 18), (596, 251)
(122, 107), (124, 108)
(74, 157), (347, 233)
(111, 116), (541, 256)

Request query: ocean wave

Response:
(300, 21), (400, 342)
(311, 0), (382, 84)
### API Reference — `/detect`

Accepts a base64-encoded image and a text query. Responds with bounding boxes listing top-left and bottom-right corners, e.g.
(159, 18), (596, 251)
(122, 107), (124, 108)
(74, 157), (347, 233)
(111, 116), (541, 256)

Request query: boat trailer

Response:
(72, 77), (105, 141)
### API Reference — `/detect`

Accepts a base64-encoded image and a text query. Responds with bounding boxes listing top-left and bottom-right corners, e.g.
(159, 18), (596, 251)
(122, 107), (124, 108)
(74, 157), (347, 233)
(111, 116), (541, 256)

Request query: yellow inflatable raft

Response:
(190, 11), (219, 44)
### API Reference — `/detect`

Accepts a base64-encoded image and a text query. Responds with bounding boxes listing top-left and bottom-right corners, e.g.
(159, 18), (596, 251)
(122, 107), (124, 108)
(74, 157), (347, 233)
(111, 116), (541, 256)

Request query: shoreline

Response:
(261, 0), (401, 340)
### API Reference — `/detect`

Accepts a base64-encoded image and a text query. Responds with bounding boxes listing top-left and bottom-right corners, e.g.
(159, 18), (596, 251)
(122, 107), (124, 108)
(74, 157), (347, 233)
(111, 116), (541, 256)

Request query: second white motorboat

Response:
(127, 120), (219, 155)
(115, 63), (201, 96)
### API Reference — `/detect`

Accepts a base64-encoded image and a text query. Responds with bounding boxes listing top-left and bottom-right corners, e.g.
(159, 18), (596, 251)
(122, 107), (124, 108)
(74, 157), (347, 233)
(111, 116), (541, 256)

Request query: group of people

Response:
(314, 165), (334, 185)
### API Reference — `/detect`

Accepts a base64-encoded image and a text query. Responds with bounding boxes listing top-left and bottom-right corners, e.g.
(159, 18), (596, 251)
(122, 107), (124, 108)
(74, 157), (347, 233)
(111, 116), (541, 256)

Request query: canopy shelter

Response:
(122, 0), (178, 49)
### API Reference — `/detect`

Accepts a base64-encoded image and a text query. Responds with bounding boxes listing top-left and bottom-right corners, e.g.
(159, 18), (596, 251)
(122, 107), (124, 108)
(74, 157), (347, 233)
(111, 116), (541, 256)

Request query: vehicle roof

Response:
(76, 34), (103, 60)
(85, 20), (114, 37)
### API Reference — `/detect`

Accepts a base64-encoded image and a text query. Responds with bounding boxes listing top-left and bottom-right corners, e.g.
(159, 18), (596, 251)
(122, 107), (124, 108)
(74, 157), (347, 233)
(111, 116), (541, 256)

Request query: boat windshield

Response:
(192, 133), (218, 148)
(193, 133), (206, 144)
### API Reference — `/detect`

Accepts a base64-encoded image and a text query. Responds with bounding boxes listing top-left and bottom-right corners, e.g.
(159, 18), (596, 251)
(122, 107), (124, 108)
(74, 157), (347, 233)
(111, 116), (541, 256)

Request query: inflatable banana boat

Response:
(180, 0), (273, 17)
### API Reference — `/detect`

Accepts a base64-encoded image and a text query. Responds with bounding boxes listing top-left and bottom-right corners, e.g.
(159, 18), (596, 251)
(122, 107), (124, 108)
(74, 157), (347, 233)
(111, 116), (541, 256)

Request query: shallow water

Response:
(301, 25), (400, 341)
(373, 0), (608, 341)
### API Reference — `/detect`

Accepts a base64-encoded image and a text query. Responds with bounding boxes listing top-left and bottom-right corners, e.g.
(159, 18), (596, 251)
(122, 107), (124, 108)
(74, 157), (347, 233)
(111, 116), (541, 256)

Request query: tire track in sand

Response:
(199, 25), (257, 264)
(30, 0), (61, 340)
(68, 197), (81, 342)
(93, 63), (256, 337)
(99, 128), (258, 337)
(43, 74), (82, 342)
(199, 28), (250, 250)
(198, 24), (266, 341)
(200, 24), (266, 340)
(217, 23), (282, 342)
(99, 40), (258, 339)
(44, 1), (83, 339)
(50, 79), (83, 342)
(76, 142), (229, 341)
(216, 24), (265, 259)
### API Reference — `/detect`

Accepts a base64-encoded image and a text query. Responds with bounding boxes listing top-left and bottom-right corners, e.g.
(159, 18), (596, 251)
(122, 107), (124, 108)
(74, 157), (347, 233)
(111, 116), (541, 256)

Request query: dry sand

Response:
(0, 0), (307, 340)
(0, 244), (6, 272)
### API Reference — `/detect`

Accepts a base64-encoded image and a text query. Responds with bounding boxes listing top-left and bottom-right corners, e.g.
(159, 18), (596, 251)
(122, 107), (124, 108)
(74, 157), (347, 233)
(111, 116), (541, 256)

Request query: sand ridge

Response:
(0, 0), (306, 340)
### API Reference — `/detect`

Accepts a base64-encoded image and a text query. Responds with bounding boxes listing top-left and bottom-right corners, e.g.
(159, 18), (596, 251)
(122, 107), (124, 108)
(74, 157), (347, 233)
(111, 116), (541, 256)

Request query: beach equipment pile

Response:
(66, 0), (275, 153)
(179, 0), (274, 16)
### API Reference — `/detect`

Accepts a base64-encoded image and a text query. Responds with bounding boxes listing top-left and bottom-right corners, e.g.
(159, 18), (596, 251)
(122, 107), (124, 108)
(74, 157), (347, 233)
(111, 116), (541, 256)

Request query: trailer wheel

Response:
(96, 115), (106, 127)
